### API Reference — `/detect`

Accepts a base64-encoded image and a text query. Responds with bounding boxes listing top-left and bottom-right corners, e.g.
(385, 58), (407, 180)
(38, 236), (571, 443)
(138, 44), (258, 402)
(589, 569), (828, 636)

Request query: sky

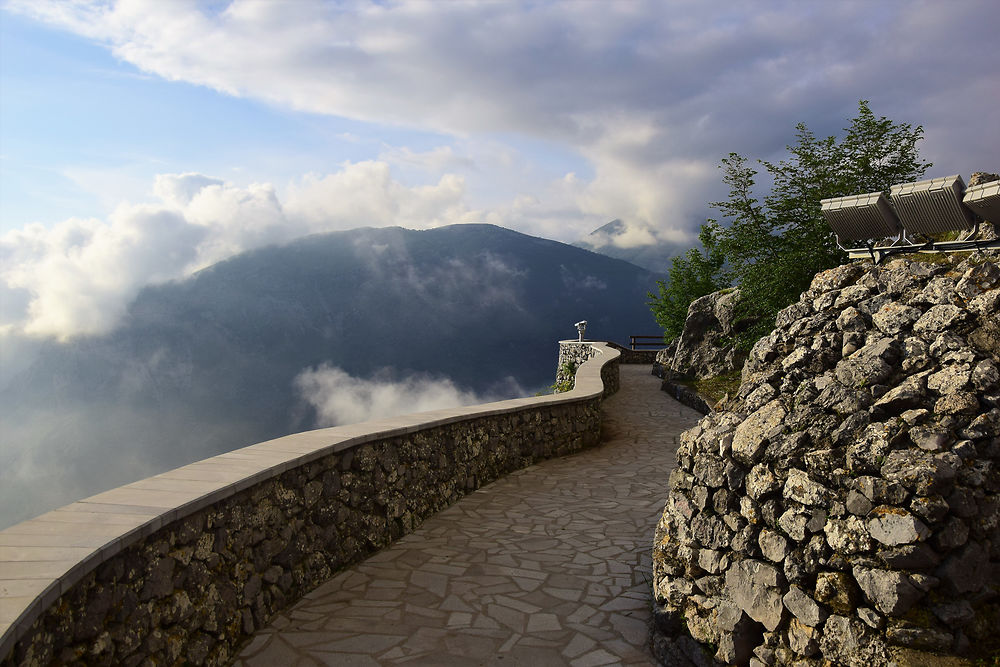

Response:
(1, 0), (999, 342)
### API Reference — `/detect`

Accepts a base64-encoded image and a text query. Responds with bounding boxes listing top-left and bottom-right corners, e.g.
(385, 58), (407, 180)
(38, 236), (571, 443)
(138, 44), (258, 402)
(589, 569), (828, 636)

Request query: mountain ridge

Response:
(1, 223), (662, 528)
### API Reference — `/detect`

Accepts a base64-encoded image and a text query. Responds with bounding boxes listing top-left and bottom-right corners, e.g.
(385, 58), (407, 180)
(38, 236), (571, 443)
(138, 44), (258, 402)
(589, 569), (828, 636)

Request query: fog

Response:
(296, 364), (525, 427)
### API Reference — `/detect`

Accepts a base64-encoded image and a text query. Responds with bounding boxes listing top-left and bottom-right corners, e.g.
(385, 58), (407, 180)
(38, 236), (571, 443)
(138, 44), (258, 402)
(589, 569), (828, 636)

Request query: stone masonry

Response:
(652, 255), (1000, 666)
(2, 345), (619, 667)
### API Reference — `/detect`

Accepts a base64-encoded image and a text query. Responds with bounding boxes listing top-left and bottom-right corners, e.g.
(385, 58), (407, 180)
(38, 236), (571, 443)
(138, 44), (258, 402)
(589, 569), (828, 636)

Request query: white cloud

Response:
(0, 162), (483, 340)
(284, 161), (474, 231)
(294, 364), (485, 427)
(1, 208), (205, 338)
(13, 0), (997, 243)
(3, 154), (623, 340)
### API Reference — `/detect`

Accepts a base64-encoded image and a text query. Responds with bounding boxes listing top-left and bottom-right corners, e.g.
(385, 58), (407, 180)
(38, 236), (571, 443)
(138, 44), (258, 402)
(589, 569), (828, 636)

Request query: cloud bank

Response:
(295, 364), (510, 427)
(9, 0), (997, 241)
(4, 0), (997, 342)
(0, 164), (477, 340)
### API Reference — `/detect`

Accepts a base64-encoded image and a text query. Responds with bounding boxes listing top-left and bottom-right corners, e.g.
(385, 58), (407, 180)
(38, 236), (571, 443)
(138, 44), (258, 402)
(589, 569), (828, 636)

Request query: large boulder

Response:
(652, 255), (1000, 666)
(670, 288), (754, 379)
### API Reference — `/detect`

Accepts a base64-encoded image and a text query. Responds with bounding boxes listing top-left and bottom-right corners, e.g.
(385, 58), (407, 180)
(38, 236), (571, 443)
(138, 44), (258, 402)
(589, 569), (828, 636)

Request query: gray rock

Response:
(951, 439), (976, 459)
(835, 353), (892, 389)
(915, 276), (961, 305)
(846, 490), (873, 516)
(955, 260), (1000, 300)
(713, 606), (760, 665)
(908, 573), (939, 592)
(872, 374), (926, 415)
(934, 391), (980, 415)
(927, 364), (971, 394)
(914, 304), (967, 335)
(852, 565), (923, 616)
(866, 507), (930, 546)
(671, 289), (750, 379)
(835, 283), (873, 308)
(847, 423), (898, 474)
(758, 529), (790, 563)
(805, 508), (827, 533)
(697, 548), (729, 574)
(884, 627), (953, 652)
(856, 476), (908, 504)
(877, 543), (941, 571)
(820, 614), (891, 666)
(725, 559), (786, 631)
(932, 599), (975, 628)
(745, 464), (782, 500)
(739, 495), (761, 525)
(778, 509), (808, 542)
(909, 425), (950, 451)
(972, 358), (1000, 391)
(692, 456), (726, 488)
(782, 586), (826, 627)
(900, 408), (929, 425)
(902, 336), (933, 373)
(786, 617), (820, 656)
(880, 450), (956, 496)
(960, 408), (1000, 439)
(810, 262), (866, 292)
(836, 306), (867, 332)
(872, 302), (922, 335)
(783, 469), (835, 507)
(857, 607), (882, 629)
(814, 572), (858, 615)
(744, 383), (777, 413)
(937, 541), (989, 594)
(690, 513), (734, 550)
(824, 516), (872, 554)
(932, 516), (969, 551)
(732, 400), (787, 466)
(946, 486), (978, 518)
(909, 495), (949, 523)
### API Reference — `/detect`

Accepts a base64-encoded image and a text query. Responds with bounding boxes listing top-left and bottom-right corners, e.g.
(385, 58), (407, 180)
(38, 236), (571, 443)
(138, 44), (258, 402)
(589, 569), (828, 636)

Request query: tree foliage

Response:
(650, 100), (931, 349)
(648, 226), (727, 341)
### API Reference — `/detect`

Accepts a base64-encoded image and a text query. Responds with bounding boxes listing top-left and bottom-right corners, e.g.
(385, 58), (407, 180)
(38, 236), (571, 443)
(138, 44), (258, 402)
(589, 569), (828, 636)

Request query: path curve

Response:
(233, 365), (703, 666)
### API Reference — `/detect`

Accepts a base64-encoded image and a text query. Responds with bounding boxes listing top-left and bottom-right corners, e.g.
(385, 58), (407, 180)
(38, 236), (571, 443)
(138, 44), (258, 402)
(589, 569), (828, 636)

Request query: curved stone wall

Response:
(1, 343), (620, 667)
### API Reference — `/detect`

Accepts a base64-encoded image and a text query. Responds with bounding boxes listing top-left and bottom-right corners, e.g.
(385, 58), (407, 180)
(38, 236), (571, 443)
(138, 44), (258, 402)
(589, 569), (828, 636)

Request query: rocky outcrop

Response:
(651, 255), (1000, 666)
(669, 289), (752, 379)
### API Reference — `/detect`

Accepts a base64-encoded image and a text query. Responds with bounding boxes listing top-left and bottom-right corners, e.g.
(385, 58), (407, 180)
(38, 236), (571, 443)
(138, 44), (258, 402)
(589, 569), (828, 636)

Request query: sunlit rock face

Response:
(651, 254), (1000, 666)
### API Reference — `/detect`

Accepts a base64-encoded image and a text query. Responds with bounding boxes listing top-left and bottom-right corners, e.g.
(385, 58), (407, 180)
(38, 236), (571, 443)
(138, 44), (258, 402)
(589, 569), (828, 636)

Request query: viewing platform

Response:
(233, 364), (702, 666)
(1, 342), (704, 666)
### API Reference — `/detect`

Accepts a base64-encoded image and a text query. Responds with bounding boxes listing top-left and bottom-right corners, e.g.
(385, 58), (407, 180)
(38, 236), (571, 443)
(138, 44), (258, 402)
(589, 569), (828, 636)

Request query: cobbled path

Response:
(233, 364), (703, 666)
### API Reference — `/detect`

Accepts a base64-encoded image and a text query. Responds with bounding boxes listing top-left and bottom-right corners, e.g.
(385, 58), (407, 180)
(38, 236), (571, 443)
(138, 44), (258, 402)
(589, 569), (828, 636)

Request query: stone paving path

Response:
(233, 365), (704, 667)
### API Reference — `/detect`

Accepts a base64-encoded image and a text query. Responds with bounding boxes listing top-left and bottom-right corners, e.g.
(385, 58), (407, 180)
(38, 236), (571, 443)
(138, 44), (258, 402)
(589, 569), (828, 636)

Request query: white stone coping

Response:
(0, 342), (619, 655)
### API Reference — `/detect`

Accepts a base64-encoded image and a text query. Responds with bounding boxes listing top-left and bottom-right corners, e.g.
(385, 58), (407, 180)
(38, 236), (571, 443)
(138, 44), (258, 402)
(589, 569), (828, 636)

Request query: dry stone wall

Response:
(2, 344), (619, 667)
(652, 256), (1000, 666)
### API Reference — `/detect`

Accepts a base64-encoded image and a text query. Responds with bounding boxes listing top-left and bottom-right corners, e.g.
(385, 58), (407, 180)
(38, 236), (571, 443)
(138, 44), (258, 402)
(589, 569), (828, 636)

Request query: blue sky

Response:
(1, 0), (998, 341)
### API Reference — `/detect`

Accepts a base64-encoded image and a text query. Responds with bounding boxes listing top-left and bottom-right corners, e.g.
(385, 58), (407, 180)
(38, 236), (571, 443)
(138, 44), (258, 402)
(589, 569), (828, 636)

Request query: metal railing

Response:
(629, 335), (664, 350)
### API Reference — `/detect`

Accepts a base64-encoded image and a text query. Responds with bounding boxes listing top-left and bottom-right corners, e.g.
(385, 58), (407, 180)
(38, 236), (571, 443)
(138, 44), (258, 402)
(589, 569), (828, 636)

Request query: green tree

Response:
(703, 100), (931, 348)
(647, 226), (727, 341)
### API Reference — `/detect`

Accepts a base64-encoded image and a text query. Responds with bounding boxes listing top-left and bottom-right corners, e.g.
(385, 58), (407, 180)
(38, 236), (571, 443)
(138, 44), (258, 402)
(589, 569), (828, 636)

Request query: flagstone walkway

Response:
(232, 364), (704, 666)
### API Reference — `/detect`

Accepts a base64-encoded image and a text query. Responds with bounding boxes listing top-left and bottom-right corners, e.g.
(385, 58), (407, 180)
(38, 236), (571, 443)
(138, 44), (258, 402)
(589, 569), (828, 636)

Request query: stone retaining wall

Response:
(651, 258), (1000, 666)
(604, 342), (661, 365)
(556, 341), (599, 390)
(1, 343), (620, 667)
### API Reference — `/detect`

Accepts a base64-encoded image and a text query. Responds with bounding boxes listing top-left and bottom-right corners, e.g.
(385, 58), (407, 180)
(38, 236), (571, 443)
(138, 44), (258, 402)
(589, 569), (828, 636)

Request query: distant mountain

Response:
(0, 223), (663, 527)
(574, 219), (686, 272)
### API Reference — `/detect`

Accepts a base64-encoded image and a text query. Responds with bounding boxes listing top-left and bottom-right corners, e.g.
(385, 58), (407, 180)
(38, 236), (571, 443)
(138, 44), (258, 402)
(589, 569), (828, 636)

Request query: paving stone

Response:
(230, 366), (698, 666)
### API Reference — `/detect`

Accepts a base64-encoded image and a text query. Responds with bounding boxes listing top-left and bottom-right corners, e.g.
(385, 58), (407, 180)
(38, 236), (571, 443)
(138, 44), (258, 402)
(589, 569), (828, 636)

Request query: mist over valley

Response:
(0, 223), (661, 528)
